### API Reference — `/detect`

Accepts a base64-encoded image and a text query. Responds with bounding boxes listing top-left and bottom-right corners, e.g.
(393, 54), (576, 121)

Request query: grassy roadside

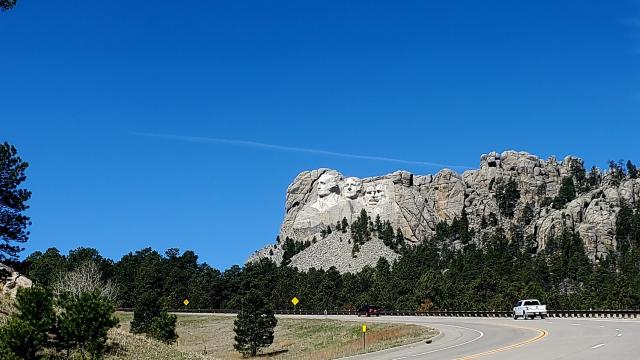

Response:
(115, 312), (438, 359)
(1, 295), (201, 360)
(105, 327), (204, 360)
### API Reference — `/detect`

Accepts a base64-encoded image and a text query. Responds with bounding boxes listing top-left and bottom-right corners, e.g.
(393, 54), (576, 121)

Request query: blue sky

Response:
(2, 1), (639, 269)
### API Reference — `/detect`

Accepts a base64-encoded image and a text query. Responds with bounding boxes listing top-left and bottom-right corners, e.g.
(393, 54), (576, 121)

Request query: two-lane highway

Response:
(284, 315), (640, 359)
(487, 317), (640, 360)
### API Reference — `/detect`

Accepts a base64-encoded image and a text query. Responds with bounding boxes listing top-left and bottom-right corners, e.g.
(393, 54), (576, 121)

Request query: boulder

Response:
(1, 263), (32, 298)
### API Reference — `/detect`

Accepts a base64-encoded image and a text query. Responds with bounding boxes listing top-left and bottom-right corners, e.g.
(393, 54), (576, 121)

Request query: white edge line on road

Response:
(391, 324), (485, 360)
(592, 344), (605, 349)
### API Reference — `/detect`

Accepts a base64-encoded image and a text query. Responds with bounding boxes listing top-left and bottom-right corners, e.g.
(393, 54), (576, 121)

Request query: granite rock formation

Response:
(1, 263), (32, 298)
(250, 150), (640, 272)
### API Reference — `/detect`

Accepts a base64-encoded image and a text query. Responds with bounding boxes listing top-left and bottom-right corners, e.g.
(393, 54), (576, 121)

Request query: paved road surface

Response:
(283, 315), (640, 359)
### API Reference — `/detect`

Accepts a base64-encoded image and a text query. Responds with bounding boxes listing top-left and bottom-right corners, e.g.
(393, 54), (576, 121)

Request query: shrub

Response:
(57, 292), (119, 359)
(0, 340), (19, 360)
(148, 311), (178, 344)
(131, 291), (161, 334)
(0, 317), (44, 360)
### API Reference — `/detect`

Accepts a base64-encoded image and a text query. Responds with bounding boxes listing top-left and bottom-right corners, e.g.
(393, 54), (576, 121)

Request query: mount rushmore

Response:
(250, 150), (640, 272)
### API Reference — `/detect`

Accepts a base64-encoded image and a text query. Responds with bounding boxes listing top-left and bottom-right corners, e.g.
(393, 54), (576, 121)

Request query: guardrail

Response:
(116, 308), (640, 319)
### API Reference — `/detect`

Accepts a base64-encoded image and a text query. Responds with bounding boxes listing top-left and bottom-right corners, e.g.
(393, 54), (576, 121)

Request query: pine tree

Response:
(495, 178), (520, 218)
(519, 202), (535, 226)
(457, 211), (473, 244)
(552, 177), (576, 209)
(0, 341), (19, 360)
(0, 318), (38, 360)
(0, 287), (55, 360)
(568, 161), (588, 193)
(131, 291), (161, 334)
(148, 311), (178, 344)
(351, 243), (360, 258)
(480, 215), (488, 229)
(233, 290), (278, 357)
(395, 229), (405, 250)
(350, 209), (371, 246)
(488, 213), (498, 227)
(1, 0), (17, 12)
(609, 160), (626, 183)
(627, 160), (638, 179)
(380, 221), (395, 248)
(588, 166), (601, 187)
(24, 248), (65, 288)
(374, 215), (383, 234)
(281, 238), (312, 265)
(341, 217), (349, 233)
(0, 143), (32, 261)
(57, 292), (120, 358)
(616, 202), (634, 252)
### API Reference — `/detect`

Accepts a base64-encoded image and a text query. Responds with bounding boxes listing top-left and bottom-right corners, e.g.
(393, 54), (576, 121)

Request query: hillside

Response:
(0, 263), (32, 298)
(251, 150), (639, 272)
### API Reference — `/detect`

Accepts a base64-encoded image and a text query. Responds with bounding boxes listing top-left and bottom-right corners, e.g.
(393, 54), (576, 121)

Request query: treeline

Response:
(22, 200), (640, 312)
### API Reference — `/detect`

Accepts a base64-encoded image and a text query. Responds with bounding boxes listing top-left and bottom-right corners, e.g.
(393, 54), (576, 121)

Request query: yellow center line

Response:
(454, 326), (548, 360)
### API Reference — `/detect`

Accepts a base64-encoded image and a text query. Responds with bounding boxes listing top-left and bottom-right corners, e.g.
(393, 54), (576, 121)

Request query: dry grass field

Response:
(1, 305), (435, 360)
(105, 327), (204, 360)
(114, 312), (437, 360)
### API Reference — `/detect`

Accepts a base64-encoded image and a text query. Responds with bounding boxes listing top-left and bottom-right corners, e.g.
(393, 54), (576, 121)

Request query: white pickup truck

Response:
(513, 299), (547, 320)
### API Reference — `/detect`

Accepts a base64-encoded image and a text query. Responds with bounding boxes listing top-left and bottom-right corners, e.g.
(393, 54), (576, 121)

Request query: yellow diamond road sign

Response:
(183, 299), (189, 306)
(291, 297), (299, 306)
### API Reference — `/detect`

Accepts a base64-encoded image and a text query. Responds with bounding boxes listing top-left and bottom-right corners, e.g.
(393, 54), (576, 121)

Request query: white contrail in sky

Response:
(131, 132), (471, 169)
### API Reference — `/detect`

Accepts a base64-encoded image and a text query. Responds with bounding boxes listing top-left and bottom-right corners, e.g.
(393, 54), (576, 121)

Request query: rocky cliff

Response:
(0, 263), (32, 298)
(250, 150), (640, 272)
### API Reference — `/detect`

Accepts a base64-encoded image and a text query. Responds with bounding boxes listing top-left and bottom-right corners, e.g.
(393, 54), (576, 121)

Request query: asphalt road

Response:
(284, 315), (640, 360)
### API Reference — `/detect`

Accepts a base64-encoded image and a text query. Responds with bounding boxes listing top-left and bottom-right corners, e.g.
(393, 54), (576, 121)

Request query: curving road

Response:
(284, 315), (640, 360)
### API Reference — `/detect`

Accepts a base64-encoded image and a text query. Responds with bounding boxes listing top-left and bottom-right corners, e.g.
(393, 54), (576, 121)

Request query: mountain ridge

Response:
(250, 150), (639, 272)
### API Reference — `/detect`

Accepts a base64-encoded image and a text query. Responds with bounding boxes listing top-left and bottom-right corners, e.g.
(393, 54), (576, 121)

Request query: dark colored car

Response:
(357, 305), (381, 317)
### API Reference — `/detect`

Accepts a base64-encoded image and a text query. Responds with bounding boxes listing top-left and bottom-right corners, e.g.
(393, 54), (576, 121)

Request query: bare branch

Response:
(53, 261), (117, 301)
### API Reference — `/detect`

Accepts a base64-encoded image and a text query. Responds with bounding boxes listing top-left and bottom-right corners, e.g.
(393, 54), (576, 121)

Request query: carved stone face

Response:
(365, 184), (386, 206)
(317, 173), (339, 197)
(343, 177), (361, 199)
(374, 184), (386, 203)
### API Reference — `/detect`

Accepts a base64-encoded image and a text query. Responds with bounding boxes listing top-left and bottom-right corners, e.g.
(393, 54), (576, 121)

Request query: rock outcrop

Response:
(250, 150), (640, 272)
(1, 263), (32, 298)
